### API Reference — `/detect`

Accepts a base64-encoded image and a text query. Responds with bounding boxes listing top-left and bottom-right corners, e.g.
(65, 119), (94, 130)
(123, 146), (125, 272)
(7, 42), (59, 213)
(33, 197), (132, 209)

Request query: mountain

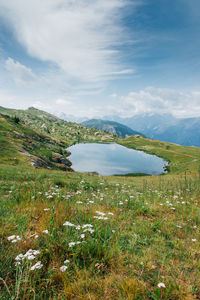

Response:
(103, 114), (200, 147)
(82, 119), (143, 138)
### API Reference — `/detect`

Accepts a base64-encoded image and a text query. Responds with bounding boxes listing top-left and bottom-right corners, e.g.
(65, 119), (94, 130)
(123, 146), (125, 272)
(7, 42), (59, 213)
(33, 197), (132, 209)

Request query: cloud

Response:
(5, 57), (36, 84)
(55, 98), (72, 105)
(119, 87), (200, 118)
(0, 0), (135, 82)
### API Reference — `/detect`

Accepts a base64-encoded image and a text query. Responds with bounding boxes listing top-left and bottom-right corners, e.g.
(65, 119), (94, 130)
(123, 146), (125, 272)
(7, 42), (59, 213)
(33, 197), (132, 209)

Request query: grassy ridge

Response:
(0, 108), (200, 299)
(120, 136), (200, 174)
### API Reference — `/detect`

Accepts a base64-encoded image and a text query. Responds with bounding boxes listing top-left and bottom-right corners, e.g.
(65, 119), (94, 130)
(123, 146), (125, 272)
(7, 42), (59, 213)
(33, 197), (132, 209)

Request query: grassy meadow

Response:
(0, 110), (200, 299)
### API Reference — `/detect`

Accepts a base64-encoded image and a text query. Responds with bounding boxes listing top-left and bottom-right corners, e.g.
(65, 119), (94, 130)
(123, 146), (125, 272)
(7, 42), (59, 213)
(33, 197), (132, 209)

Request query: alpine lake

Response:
(67, 143), (168, 176)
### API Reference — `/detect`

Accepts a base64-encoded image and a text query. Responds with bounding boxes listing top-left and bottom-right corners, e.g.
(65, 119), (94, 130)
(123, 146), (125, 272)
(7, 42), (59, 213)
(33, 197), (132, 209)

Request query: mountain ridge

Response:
(82, 119), (143, 138)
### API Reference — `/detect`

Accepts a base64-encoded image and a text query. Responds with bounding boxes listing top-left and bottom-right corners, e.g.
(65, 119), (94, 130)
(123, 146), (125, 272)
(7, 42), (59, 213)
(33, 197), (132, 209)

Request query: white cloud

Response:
(5, 58), (36, 85)
(55, 98), (71, 105)
(0, 0), (135, 82)
(119, 87), (200, 118)
(1, 86), (199, 119)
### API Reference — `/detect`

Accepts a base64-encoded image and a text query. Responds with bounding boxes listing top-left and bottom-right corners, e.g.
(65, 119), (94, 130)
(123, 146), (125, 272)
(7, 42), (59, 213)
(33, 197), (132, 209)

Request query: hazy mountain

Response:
(82, 119), (143, 138)
(56, 112), (88, 123)
(104, 113), (200, 146)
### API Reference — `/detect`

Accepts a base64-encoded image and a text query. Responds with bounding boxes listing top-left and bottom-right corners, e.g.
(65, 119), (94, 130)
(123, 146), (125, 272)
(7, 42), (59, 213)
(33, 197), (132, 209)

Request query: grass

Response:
(0, 165), (199, 299)
(0, 109), (200, 299)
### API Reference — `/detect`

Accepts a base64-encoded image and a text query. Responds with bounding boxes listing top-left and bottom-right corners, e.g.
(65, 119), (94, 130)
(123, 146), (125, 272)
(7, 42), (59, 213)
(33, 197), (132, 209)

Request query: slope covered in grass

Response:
(0, 106), (115, 145)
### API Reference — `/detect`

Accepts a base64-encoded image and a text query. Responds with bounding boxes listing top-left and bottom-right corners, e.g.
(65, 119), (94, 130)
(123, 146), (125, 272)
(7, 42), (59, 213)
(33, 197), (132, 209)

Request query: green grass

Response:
(0, 166), (199, 299)
(0, 108), (200, 299)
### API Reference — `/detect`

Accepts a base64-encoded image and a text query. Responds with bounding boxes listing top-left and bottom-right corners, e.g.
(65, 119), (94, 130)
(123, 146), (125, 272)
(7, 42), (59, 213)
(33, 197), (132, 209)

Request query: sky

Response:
(0, 0), (200, 119)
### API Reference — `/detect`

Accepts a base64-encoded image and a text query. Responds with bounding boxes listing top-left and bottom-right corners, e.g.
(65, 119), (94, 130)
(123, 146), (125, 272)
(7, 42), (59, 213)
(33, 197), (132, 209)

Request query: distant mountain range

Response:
(55, 112), (200, 147)
(81, 119), (143, 138)
(105, 114), (200, 147)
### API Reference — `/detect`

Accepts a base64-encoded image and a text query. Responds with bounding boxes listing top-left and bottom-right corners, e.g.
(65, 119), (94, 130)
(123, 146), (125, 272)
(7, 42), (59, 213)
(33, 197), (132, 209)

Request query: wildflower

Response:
(69, 242), (76, 247)
(63, 221), (75, 227)
(80, 234), (85, 239)
(108, 212), (114, 216)
(192, 239), (197, 242)
(96, 211), (106, 216)
(82, 224), (93, 228)
(11, 239), (17, 243)
(27, 255), (35, 260)
(60, 265), (68, 272)
(30, 261), (43, 271)
(15, 262), (21, 266)
(64, 259), (70, 264)
(34, 235), (39, 239)
(42, 230), (48, 234)
(15, 254), (24, 261)
(94, 216), (108, 220)
(8, 235), (21, 242)
(157, 282), (166, 288)
(76, 225), (81, 230)
(8, 235), (16, 241)
(44, 208), (50, 211)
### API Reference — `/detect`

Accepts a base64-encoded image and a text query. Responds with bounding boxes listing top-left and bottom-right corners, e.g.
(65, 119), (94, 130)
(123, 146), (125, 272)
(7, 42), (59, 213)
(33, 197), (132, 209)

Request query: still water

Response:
(67, 143), (167, 176)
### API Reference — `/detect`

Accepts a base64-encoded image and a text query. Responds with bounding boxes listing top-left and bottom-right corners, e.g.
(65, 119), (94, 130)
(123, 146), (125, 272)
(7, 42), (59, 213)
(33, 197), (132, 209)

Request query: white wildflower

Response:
(94, 216), (108, 220)
(96, 211), (106, 216)
(27, 255), (35, 260)
(7, 235), (16, 241)
(64, 259), (70, 264)
(63, 221), (75, 227)
(80, 234), (85, 239)
(158, 282), (166, 288)
(42, 230), (48, 234)
(60, 265), (68, 272)
(30, 261), (43, 271)
(82, 224), (93, 228)
(15, 254), (24, 261)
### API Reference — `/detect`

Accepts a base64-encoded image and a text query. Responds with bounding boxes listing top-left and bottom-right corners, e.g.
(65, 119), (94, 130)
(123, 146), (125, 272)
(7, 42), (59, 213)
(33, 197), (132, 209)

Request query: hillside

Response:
(82, 119), (142, 138)
(0, 113), (73, 171)
(0, 107), (200, 299)
(0, 106), (115, 146)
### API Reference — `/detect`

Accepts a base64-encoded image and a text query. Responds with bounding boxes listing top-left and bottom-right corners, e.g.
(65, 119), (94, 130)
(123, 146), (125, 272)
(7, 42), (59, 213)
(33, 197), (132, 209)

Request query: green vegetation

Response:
(0, 107), (200, 299)
(0, 106), (115, 146)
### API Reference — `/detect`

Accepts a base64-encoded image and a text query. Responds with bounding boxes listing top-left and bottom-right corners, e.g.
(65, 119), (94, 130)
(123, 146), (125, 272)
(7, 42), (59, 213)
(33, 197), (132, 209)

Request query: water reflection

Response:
(67, 143), (167, 176)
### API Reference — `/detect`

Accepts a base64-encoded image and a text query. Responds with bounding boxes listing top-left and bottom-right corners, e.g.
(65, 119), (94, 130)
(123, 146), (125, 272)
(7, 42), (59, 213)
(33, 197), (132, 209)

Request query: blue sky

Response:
(0, 0), (200, 118)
